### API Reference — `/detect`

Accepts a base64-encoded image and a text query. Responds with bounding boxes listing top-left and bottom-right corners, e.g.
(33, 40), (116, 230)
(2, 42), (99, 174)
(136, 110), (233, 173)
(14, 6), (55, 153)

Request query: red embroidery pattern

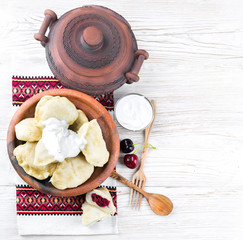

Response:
(16, 185), (117, 215)
(12, 76), (114, 110)
(12, 76), (116, 215)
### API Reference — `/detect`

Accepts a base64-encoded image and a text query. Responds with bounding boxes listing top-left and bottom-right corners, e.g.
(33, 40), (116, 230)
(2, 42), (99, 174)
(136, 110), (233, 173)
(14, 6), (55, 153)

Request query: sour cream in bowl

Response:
(114, 93), (154, 131)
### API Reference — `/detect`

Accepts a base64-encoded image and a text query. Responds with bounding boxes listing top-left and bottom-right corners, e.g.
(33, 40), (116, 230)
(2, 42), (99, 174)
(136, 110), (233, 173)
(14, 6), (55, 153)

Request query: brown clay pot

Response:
(34, 5), (149, 95)
(7, 89), (120, 196)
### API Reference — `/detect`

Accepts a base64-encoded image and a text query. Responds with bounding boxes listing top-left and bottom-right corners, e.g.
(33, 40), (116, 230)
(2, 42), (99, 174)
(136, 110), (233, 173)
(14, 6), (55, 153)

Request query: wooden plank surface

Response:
(1, 0), (243, 239)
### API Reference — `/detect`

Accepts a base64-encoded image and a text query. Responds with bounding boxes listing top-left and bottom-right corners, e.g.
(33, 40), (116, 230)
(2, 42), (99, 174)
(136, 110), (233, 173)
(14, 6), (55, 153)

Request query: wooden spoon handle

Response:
(110, 171), (150, 199)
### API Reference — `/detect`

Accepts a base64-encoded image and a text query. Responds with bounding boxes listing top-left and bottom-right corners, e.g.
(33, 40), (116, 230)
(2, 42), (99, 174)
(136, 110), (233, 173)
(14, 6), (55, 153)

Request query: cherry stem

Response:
(133, 144), (156, 155)
(133, 142), (154, 148)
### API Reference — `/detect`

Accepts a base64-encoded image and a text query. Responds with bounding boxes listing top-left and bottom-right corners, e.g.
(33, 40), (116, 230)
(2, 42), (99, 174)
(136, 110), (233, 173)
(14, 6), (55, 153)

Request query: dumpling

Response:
(13, 142), (56, 180)
(78, 119), (109, 167)
(50, 154), (94, 190)
(82, 187), (116, 225)
(86, 187), (116, 215)
(69, 109), (89, 132)
(34, 139), (57, 166)
(34, 95), (78, 128)
(15, 118), (42, 142)
(82, 202), (110, 225)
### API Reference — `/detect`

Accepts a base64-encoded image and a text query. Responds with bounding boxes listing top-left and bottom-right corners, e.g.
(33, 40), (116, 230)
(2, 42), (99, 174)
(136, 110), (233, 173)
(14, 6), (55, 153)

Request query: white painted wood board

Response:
(0, 0), (243, 239)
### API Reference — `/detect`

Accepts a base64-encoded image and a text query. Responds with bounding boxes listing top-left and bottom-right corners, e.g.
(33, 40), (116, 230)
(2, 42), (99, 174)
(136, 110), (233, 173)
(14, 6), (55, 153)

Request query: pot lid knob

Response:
(81, 26), (103, 50)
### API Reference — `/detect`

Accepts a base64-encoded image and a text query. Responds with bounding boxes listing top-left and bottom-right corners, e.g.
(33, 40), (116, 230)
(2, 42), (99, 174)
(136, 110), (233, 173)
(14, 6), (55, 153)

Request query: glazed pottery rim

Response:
(7, 89), (120, 196)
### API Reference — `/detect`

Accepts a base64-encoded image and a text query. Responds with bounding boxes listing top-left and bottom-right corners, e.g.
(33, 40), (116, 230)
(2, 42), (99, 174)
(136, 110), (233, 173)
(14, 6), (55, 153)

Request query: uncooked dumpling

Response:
(50, 154), (94, 190)
(70, 109), (89, 132)
(78, 119), (109, 167)
(13, 142), (56, 180)
(15, 118), (42, 142)
(82, 202), (110, 225)
(86, 187), (116, 215)
(34, 95), (78, 128)
(34, 139), (57, 166)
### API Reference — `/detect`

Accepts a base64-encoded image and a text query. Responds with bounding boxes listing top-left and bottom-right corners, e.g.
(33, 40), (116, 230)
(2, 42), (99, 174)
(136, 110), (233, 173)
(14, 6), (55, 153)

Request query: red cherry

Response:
(124, 154), (139, 169)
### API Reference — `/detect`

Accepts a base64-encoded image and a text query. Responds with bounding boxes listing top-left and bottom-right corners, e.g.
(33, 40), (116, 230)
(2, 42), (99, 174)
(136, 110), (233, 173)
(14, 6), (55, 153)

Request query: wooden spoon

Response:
(110, 171), (173, 216)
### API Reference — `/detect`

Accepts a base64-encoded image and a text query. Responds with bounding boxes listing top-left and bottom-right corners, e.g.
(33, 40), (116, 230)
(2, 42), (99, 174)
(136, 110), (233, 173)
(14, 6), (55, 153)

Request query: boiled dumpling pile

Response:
(82, 187), (116, 225)
(13, 142), (56, 180)
(13, 95), (110, 189)
(78, 119), (109, 167)
(15, 118), (42, 142)
(50, 154), (94, 190)
(70, 109), (89, 132)
(34, 95), (78, 128)
(34, 139), (57, 166)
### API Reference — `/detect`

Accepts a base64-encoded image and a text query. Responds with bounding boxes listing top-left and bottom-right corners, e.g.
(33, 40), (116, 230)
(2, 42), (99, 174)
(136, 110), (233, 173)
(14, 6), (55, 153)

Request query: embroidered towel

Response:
(12, 76), (118, 235)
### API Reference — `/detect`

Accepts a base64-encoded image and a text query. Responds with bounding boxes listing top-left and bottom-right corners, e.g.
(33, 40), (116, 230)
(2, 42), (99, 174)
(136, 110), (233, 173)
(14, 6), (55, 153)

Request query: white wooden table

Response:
(1, 0), (243, 239)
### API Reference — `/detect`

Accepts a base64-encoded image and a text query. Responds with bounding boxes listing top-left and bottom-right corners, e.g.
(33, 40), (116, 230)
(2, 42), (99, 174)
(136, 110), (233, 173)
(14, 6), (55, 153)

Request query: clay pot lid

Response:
(44, 6), (139, 94)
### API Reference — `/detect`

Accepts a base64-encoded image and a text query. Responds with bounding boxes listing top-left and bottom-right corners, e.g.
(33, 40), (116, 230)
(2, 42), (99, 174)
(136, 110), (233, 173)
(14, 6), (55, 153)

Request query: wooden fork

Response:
(130, 100), (156, 210)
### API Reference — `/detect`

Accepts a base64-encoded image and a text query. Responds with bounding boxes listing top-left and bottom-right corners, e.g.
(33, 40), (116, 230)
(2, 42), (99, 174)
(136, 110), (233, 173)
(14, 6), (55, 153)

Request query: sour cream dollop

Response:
(42, 117), (87, 162)
(115, 94), (154, 131)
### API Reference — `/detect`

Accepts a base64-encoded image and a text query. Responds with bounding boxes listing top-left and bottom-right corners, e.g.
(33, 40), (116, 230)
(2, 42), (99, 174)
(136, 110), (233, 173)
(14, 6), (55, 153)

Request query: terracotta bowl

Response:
(7, 89), (120, 196)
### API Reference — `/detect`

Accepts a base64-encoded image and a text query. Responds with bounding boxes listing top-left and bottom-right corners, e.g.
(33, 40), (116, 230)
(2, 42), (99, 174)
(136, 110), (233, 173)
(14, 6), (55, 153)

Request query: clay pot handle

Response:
(125, 49), (149, 84)
(34, 9), (57, 47)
